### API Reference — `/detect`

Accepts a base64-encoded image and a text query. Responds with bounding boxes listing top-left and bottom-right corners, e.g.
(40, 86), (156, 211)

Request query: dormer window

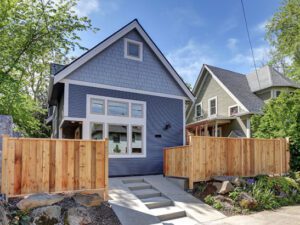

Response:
(124, 38), (143, 61)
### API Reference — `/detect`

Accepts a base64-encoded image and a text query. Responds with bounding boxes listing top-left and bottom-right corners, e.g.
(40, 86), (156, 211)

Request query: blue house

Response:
(47, 19), (194, 176)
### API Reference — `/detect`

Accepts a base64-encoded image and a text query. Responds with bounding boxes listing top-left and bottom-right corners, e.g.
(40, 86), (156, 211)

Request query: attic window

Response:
(229, 105), (239, 116)
(124, 38), (143, 61)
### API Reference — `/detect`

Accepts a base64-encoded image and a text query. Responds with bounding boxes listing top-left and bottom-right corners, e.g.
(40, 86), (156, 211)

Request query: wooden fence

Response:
(1, 135), (108, 199)
(164, 136), (290, 189)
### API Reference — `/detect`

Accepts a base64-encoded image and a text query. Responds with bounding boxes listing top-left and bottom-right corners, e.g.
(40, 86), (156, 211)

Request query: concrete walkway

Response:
(202, 206), (300, 225)
(109, 175), (225, 225)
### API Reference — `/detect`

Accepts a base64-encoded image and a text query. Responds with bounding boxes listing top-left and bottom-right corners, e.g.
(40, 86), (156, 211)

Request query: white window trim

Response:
(124, 38), (143, 61)
(208, 96), (217, 117)
(90, 98), (105, 115)
(228, 104), (239, 117)
(86, 94), (146, 158)
(195, 102), (203, 117)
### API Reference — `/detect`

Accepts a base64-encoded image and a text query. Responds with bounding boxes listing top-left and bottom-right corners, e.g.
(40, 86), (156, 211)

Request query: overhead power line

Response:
(240, 0), (260, 88)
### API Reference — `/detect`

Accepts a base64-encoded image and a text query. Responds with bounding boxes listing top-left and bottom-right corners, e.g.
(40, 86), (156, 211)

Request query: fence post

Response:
(285, 137), (290, 172)
(1, 135), (8, 197)
(188, 137), (194, 190)
(104, 138), (109, 201)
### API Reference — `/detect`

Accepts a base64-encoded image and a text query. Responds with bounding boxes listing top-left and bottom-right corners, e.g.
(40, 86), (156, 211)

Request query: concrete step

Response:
(142, 196), (173, 209)
(122, 178), (145, 184)
(150, 206), (186, 221)
(132, 189), (161, 199)
(126, 182), (152, 191)
(161, 217), (200, 225)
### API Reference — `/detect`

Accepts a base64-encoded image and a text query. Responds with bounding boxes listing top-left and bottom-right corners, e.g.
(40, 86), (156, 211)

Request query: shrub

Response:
(251, 181), (280, 210)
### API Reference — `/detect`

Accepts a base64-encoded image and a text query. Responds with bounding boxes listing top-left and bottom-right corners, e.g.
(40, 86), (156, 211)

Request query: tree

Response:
(0, 0), (98, 136)
(251, 90), (300, 170)
(266, 0), (300, 81)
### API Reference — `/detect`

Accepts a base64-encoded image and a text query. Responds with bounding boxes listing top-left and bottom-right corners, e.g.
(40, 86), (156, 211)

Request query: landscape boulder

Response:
(218, 181), (234, 194)
(214, 195), (234, 205)
(238, 192), (257, 209)
(31, 205), (61, 225)
(0, 204), (9, 225)
(73, 193), (103, 207)
(213, 176), (237, 182)
(17, 193), (64, 210)
(212, 182), (222, 193)
(67, 207), (91, 225)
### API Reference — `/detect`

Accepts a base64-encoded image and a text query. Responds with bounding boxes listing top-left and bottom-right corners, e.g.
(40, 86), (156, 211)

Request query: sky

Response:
(72, 0), (282, 86)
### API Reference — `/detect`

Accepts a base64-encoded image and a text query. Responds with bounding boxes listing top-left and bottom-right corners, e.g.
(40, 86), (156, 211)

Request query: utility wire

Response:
(240, 0), (261, 88)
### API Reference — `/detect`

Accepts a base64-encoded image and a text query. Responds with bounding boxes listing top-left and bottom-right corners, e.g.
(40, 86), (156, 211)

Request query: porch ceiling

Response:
(186, 117), (233, 129)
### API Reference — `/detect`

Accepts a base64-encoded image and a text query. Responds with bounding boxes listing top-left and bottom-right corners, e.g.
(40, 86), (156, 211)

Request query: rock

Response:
(0, 204), (9, 225)
(17, 193), (64, 210)
(238, 192), (257, 209)
(31, 205), (61, 225)
(73, 193), (103, 207)
(67, 207), (91, 225)
(214, 195), (234, 205)
(218, 181), (234, 194)
(213, 176), (237, 182)
(231, 177), (246, 187)
(212, 182), (222, 193)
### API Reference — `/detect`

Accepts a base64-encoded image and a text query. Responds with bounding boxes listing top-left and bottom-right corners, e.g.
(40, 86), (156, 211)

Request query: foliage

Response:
(202, 175), (300, 213)
(8, 209), (31, 225)
(266, 0), (300, 82)
(228, 187), (243, 202)
(251, 180), (280, 210)
(204, 195), (215, 205)
(251, 90), (300, 170)
(0, 0), (98, 136)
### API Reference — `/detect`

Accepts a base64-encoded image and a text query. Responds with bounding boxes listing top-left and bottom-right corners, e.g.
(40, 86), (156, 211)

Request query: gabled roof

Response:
(205, 65), (265, 113)
(53, 19), (194, 101)
(247, 65), (300, 92)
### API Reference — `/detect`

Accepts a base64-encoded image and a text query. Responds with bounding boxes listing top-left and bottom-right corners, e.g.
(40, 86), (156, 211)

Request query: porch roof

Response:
(186, 116), (234, 129)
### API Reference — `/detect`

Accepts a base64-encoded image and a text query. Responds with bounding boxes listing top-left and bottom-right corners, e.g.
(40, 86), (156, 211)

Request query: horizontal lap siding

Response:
(66, 30), (186, 97)
(69, 84), (184, 176)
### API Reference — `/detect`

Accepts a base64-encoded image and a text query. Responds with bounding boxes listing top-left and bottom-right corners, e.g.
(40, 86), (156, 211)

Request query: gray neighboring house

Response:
(47, 19), (194, 176)
(186, 64), (299, 138)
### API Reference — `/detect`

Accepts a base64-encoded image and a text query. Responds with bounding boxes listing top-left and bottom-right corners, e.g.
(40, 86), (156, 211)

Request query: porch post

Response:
(214, 121), (218, 137)
(204, 124), (208, 136)
(246, 118), (251, 138)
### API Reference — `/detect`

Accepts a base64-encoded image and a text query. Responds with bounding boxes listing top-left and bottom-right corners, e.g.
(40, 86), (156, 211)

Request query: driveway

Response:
(202, 205), (300, 225)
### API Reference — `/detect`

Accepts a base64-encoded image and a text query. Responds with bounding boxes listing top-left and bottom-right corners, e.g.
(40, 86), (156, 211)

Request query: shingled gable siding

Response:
(187, 73), (244, 124)
(69, 84), (184, 176)
(66, 29), (186, 97)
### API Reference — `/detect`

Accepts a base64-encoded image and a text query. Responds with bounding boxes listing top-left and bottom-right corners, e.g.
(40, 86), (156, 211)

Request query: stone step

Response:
(132, 189), (161, 199)
(142, 196), (173, 209)
(161, 216), (200, 225)
(122, 178), (145, 184)
(126, 182), (152, 191)
(150, 206), (186, 221)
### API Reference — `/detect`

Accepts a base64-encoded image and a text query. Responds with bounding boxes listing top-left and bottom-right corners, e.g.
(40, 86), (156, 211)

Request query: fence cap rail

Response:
(2, 136), (108, 142)
(191, 136), (287, 141)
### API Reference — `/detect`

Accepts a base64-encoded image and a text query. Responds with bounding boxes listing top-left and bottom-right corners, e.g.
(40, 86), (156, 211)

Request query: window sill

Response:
(109, 154), (146, 158)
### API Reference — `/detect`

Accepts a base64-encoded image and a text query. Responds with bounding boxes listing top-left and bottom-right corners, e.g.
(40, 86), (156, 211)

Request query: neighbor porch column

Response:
(246, 118), (251, 138)
(214, 121), (218, 137)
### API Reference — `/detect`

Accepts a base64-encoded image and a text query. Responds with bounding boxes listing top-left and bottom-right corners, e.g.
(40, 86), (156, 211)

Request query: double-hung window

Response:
(208, 97), (217, 117)
(195, 102), (202, 117)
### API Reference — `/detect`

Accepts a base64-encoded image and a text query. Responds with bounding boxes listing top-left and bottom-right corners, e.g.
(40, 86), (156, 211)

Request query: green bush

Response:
(251, 90), (300, 171)
(252, 181), (280, 210)
(204, 195), (215, 205)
